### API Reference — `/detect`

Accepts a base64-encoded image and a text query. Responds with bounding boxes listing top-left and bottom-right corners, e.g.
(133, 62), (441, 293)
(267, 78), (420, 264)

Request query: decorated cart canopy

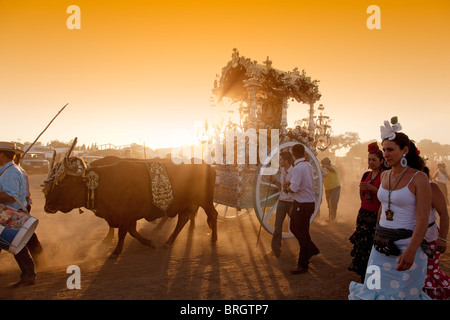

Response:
(210, 49), (331, 238)
(212, 48), (323, 141)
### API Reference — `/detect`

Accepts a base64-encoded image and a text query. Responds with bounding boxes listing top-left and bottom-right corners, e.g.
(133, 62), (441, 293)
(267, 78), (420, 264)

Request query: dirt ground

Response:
(1, 173), (449, 301)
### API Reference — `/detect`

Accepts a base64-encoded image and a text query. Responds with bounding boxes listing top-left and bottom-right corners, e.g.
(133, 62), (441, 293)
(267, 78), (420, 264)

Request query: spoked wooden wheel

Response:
(214, 203), (252, 220)
(253, 141), (323, 238)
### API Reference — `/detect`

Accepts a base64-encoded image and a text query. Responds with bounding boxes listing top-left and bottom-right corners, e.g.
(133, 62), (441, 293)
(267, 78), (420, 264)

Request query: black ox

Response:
(42, 156), (218, 258)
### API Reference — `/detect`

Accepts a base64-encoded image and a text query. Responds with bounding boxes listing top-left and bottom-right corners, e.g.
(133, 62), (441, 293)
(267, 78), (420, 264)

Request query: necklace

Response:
(392, 166), (408, 182)
(385, 167), (409, 221)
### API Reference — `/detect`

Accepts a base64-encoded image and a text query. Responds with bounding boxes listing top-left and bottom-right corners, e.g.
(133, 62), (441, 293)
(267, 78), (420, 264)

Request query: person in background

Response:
(422, 166), (449, 299)
(348, 142), (385, 282)
(433, 161), (449, 206)
(123, 148), (132, 159)
(268, 151), (294, 258)
(321, 157), (341, 222)
(352, 158), (367, 192)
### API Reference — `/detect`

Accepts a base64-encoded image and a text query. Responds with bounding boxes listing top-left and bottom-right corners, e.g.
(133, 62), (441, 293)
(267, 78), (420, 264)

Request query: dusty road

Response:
(1, 173), (449, 300)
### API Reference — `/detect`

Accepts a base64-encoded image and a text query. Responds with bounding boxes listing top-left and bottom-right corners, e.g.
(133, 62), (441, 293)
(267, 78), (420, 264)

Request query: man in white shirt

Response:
(286, 144), (320, 274)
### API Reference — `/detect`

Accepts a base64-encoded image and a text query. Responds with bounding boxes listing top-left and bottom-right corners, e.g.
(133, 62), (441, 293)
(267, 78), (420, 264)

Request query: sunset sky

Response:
(0, 0), (449, 150)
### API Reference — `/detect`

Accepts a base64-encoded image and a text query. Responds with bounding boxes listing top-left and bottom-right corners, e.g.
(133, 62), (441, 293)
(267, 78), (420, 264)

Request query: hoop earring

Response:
(400, 154), (407, 167)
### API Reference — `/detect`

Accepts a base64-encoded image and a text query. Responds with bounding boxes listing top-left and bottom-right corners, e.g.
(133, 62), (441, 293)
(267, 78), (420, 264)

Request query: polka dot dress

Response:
(423, 241), (450, 300)
(349, 242), (432, 300)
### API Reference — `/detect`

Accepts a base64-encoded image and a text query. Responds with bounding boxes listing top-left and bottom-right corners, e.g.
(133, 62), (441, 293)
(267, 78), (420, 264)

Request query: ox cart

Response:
(207, 49), (332, 238)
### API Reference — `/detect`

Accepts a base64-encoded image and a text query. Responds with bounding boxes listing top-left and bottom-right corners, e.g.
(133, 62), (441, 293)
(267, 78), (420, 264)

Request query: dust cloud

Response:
(0, 173), (111, 273)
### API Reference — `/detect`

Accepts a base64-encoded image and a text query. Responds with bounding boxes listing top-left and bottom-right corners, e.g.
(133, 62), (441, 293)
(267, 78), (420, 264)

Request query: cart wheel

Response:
(214, 203), (251, 220)
(253, 141), (323, 238)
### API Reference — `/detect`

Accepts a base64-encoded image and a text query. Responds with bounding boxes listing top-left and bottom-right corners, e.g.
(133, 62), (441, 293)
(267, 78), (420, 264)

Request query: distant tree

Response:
(417, 139), (450, 162)
(319, 132), (361, 158)
(346, 140), (376, 160)
(47, 140), (71, 148)
(23, 141), (43, 146)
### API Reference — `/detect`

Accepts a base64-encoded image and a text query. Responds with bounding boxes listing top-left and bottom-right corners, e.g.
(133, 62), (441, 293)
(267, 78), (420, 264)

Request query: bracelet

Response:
(438, 237), (447, 242)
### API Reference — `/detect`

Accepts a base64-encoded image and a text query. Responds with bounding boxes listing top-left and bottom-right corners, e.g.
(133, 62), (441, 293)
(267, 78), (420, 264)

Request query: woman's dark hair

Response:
(423, 166), (430, 178)
(385, 132), (424, 170)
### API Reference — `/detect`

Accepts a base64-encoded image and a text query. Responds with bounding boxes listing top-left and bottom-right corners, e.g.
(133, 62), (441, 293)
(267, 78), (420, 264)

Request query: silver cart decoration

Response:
(207, 49), (332, 238)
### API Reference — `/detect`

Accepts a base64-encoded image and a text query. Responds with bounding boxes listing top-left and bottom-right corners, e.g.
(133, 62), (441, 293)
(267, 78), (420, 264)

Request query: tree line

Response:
(321, 133), (450, 163)
(18, 135), (450, 163)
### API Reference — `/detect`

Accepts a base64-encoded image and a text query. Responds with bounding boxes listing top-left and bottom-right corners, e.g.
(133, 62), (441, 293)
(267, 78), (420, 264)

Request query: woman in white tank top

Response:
(349, 120), (432, 300)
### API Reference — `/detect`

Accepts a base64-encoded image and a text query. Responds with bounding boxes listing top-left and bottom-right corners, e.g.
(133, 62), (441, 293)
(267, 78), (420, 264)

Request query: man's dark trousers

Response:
(290, 201), (318, 268)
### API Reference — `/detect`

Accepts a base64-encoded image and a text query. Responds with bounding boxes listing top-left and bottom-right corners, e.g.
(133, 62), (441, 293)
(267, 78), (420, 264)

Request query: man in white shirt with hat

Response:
(0, 141), (37, 287)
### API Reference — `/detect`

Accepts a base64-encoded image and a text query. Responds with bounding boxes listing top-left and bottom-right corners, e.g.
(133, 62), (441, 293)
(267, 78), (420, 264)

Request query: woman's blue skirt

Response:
(349, 239), (431, 300)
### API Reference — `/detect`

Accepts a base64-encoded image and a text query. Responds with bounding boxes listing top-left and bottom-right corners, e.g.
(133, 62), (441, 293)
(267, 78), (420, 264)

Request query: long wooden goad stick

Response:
(21, 103), (69, 159)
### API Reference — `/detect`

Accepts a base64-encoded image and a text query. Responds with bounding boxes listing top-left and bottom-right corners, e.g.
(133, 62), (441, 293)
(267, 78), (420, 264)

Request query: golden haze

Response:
(0, 0), (449, 149)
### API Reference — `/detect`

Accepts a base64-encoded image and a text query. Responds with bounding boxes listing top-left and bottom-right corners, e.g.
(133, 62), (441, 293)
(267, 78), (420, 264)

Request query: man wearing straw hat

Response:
(0, 141), (36, 287)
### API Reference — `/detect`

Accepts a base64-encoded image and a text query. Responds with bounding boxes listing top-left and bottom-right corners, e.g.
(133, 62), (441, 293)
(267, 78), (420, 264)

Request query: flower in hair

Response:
(380, 117), (402, 140)
(368, 142), (380, 154)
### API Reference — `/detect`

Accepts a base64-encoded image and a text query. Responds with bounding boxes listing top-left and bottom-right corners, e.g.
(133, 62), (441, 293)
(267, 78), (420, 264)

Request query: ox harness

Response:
(85, 170), (99, 210)
(83, 163), (174, 213)
(146, 162), (174, 212)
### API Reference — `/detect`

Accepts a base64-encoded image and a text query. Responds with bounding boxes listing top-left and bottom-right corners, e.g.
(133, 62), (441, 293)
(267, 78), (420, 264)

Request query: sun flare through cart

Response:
(204, 49), (332, 238)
